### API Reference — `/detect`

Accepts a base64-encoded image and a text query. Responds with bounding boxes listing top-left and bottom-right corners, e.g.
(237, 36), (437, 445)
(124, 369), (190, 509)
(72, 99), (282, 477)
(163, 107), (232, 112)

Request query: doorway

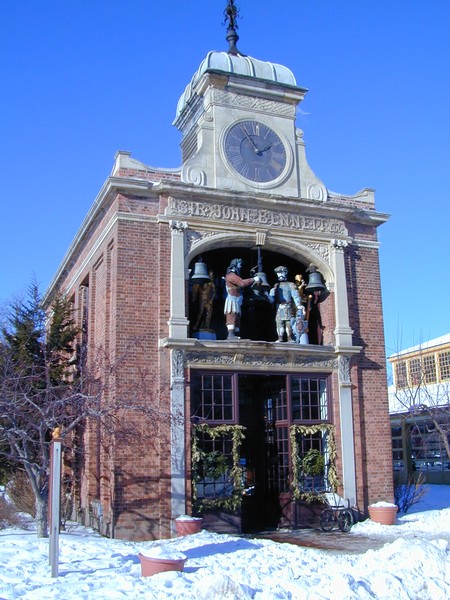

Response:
(238, 374), (288, 532)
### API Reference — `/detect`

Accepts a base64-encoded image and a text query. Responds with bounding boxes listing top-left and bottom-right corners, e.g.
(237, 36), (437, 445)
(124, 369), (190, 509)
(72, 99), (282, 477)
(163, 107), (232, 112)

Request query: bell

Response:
(252, 271), (270, 290)
(190, 260), (211, 284)
(305, 270), (327, 296)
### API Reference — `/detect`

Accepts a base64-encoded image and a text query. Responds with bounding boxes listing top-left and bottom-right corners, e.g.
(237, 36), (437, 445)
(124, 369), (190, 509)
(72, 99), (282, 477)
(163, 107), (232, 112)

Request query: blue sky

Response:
(1, 1), (449, 355)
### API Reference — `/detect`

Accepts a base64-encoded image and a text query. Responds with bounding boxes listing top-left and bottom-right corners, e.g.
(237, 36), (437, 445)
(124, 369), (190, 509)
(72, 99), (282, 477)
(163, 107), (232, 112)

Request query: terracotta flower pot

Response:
(368, 504), (398, 525)
(175, 516), (203, 536)
(138, 553), (186, 577)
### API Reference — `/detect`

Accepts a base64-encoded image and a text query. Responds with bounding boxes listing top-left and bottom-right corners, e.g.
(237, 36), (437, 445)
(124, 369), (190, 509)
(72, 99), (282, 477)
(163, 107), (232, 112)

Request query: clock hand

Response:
(258, 142), (274, 153)
(239, 125), (260, 153)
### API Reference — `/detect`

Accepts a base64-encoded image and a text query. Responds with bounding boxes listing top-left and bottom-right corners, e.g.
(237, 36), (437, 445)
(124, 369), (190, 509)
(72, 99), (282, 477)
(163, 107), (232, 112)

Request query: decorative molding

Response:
(332, 238), (350, 251)
(338, 355), (351, 385)
(307, 183), (327, 203)
(213, 89), (295, 117)
(186, 350), (338, 371)
(185, 229), (218, 252)
(292, 357), (338, 370)
(241, 354), (287, 367)
(187, 352), (236, 366)
(169, 220), (188, 235)
(303, 242), (330, 265)
(171, 349), (185, 380)
(168, 197), (346, 235)
(255, 231), (267, 246)
(183, 166), (206, 186)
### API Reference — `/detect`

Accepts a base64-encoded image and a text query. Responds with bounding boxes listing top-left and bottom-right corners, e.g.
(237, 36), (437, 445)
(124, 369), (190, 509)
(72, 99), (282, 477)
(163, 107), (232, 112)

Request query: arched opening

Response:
(188, 246), (329, 343)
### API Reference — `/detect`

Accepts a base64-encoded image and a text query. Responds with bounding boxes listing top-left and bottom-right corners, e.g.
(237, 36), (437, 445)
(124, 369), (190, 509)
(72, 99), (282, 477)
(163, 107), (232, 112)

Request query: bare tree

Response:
(0, 284), (174, 537)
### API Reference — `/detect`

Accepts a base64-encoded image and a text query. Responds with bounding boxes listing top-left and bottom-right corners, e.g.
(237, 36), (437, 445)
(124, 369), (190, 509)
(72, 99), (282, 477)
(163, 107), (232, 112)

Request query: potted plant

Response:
(174, 514), (203, 536)
(368, 501), (398, 525)
(138, 547), (187, 577)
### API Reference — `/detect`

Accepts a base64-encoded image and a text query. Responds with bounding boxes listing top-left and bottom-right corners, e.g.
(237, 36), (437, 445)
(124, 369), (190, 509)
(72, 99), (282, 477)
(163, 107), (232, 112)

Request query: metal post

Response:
(49, 436), (62, 578)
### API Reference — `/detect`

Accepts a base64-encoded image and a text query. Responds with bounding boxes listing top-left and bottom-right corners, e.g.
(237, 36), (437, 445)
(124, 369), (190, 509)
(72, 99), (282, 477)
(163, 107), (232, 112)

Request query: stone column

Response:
(168, 220), (189, 338)
(331, 239), (353, 349)
(331, 239), (357, 504)
(170, 349), (186, 524)
(337, 355), (357, 505)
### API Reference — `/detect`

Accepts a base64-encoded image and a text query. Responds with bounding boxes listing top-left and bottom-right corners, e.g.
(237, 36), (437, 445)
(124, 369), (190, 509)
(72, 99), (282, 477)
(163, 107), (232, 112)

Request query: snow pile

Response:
(0, 485), (449, 599)
(139, 545), (187, 560)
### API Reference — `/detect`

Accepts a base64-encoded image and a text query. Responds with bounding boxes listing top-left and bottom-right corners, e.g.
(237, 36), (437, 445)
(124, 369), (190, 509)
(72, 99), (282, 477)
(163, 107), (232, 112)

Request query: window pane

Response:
(195, 430), (234, 500)
(423, 355), (436, 384)
(292, 376), (328, 422)
(439, 351), (450, 381)
(409, 358), (421, 386)
(395, 362), (407, 388)
(191, 373), (234, 423)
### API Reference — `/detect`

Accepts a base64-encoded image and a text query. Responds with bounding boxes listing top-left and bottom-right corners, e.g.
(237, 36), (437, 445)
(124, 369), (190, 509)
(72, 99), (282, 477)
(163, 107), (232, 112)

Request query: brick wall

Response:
(346, 240), (393, 507)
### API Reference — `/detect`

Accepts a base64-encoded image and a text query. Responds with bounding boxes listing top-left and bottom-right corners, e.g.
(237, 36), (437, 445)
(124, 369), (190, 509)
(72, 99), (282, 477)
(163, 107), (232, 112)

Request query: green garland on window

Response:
(192, 423), (246, 513)
(290, 424), (340, 502)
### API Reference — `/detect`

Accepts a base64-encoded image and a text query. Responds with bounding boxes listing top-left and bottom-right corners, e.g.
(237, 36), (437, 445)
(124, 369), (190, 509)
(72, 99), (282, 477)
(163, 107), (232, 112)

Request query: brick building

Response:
(46, 19), (392, 540)
(389, 334), (450, 484)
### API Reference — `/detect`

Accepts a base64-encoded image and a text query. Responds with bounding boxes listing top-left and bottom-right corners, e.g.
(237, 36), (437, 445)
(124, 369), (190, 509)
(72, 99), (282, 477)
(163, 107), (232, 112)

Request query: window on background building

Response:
(439, 351), (450, 381)
(409, 358), (422, 386)
(395, 361), (407, 388)
(422, 354), (437, 384)
(410, 419), (449, 472)
(391, 425), (404, 471)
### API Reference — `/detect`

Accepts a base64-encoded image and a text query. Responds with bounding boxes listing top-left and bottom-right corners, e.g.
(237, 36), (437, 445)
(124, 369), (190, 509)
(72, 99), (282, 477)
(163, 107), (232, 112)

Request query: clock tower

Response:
(46, 1), (393, 540)
(174, 7), (327, 201)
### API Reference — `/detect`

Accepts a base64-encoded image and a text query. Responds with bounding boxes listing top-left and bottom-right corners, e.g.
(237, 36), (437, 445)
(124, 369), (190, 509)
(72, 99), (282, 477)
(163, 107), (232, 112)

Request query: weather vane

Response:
(223, 0), (242, 55)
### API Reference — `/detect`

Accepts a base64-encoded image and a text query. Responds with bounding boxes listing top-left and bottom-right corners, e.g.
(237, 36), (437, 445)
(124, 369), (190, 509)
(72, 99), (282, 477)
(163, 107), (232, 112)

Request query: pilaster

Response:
(170, 349), (186, 526)
(337, 355), (357, 504)
(331, 239), (353, 349)
(168, 220), (189, 338)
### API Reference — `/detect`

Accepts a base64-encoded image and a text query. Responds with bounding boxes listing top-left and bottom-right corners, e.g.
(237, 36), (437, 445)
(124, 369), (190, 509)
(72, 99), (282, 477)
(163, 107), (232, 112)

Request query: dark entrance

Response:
(238, 374), (289, 532)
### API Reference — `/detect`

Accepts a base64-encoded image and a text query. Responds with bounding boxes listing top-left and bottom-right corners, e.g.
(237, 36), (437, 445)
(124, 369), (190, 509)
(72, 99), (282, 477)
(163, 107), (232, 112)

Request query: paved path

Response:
(247, 528), (392, 554)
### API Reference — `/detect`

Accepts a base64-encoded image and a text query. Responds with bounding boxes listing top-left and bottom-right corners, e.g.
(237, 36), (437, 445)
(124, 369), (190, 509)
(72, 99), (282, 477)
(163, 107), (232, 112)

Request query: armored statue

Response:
(270, 266), (304, 342)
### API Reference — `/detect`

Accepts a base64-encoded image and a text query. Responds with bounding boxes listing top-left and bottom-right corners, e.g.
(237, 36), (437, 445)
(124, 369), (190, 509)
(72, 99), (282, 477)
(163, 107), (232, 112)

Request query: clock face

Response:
(224, 120), (287, 183)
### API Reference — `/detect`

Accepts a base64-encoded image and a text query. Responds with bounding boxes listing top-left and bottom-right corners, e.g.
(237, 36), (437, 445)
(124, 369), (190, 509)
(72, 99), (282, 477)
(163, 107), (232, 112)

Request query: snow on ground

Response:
(0, 485), (449, 599)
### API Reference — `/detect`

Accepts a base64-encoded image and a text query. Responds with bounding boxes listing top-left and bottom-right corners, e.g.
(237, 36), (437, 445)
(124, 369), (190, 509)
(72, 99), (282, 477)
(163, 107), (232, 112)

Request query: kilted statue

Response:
(224, 258), (260, 340)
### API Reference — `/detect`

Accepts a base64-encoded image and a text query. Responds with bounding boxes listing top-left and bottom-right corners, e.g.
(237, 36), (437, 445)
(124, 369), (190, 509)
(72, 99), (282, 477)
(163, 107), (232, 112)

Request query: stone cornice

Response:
(155, 180), (390, 228)
(159, 337), (359, 372)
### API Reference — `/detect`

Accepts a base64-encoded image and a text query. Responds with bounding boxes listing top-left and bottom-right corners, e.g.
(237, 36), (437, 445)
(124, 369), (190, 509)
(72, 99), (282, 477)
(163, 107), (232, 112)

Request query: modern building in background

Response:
(45, 6), (393, 540)
(389, 334), (450, 484)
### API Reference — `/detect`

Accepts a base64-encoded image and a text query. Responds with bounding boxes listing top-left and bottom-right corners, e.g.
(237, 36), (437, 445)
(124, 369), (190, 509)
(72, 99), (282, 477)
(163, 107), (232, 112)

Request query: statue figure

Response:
(294, 274), (307, 304)
(192, 271), (215, 331)
(224, 258), (260, 339)
(270, 266), (303, 342)
(292, 304), (309, 344)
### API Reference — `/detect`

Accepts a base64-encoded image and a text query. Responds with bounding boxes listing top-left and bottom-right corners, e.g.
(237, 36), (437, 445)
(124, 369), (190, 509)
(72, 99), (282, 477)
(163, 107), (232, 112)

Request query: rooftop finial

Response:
(223, 0), (242, 55)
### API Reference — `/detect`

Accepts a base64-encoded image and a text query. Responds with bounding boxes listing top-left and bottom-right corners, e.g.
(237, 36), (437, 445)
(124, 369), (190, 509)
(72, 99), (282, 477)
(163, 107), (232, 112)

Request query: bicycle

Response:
(319, 491), (353, 533)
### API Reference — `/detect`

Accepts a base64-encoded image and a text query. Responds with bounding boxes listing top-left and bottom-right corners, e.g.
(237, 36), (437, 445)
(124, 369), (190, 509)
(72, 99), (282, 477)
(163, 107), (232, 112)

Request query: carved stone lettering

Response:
(168, 198), (346, 235)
